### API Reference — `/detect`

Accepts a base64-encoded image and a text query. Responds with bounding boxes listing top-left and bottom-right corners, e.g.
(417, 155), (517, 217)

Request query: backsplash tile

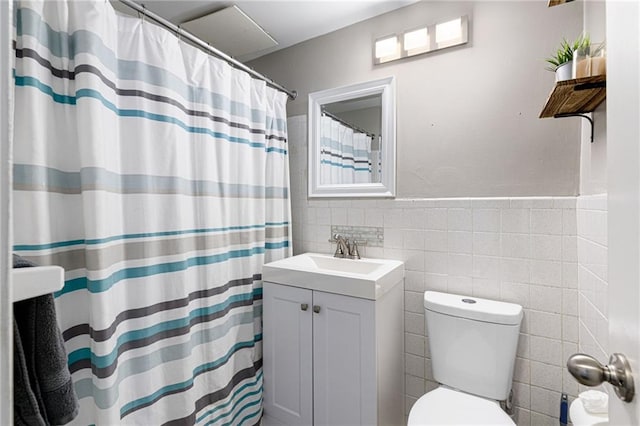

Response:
(330, 225), (384, 248)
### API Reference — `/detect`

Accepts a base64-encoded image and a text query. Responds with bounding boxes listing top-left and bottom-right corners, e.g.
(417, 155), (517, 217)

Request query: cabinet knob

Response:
(301, 303), (308, 311)
(313, 305), (321, 314)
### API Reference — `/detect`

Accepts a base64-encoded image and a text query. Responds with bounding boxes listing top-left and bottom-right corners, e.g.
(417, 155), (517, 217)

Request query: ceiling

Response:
(111, 0), (418, 62)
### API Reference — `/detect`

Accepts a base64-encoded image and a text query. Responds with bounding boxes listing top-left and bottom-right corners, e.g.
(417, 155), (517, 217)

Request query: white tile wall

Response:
(577, 194), (609, 369)
(285, 116), (607, 425)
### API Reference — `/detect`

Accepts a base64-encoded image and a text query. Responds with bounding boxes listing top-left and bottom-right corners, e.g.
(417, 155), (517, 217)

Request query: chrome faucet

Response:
(333, 234), (361, 259)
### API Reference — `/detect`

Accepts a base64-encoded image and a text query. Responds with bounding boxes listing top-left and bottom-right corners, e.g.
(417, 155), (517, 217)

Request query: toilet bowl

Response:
(408, 291), (523, 425)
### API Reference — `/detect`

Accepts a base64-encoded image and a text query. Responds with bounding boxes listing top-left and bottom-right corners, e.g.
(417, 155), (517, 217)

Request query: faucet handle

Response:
(349, 240), (361, 259)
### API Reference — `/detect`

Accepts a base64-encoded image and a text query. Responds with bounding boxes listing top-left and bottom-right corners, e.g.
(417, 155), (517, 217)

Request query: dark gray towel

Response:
(13, 255), (79, 425)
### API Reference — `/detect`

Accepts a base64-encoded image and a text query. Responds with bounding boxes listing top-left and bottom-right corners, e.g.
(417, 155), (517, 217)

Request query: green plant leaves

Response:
(545, 33), (590, 71)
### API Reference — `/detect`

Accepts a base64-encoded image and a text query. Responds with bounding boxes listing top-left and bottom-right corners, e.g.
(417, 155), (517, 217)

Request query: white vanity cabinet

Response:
(262, 271), (404, 426)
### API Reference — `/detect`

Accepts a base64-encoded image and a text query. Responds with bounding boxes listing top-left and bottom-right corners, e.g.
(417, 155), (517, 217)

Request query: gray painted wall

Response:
(249, 1), (584, 198)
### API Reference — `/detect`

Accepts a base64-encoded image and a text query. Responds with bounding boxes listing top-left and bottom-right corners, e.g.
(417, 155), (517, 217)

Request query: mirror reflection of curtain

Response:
(371, 139), (382, 183)
(320, 115), (372, 184)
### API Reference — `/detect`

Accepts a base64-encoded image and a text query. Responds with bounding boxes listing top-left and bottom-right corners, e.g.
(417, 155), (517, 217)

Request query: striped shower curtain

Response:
(12, 1), (290, 424)
(319, 115), (372, 185)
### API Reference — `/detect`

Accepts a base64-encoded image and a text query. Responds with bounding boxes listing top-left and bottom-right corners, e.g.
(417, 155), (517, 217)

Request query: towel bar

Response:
(12, 266), (64, 302)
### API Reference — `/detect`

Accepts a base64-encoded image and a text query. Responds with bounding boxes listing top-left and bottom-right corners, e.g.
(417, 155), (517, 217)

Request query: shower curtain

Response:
(12, 1), (291, 424)
(319, 115), (372, 185)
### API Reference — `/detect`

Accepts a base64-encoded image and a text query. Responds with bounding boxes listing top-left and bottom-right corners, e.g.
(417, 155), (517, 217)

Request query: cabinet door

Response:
(263, 282), (313, 425)
(312, 291), (376, 426)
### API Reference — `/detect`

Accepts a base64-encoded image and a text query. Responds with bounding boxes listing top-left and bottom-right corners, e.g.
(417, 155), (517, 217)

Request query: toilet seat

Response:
(408, 387), (515, 425)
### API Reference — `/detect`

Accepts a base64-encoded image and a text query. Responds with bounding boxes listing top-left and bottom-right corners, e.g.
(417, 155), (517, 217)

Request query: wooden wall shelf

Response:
(548, 0), (574, 7)
(540, 75), (606, 118)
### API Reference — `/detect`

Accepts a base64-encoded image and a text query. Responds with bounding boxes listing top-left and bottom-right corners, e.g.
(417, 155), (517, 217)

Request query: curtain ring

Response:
(176, 25), (181, 42)
(141, 4), (147, 23)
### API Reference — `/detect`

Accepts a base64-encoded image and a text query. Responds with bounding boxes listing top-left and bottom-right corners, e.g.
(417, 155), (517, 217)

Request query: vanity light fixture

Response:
(435, 17), (465, 49)
(403, 27), (429, 56)
(374, 15), (468, 65)
(374, 34), (401, 64)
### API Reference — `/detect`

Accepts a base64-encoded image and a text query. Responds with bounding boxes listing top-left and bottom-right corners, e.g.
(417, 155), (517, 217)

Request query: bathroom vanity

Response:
(261, 253), (405, 426)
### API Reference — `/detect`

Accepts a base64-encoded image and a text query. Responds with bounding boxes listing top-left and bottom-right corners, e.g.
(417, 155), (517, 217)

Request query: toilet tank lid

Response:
(424, 291), (523, 325)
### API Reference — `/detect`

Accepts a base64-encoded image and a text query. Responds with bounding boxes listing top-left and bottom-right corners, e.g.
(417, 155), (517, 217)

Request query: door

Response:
(312, 291), (376, 426)
(263, 282), (313, 425)
(607, 0), (640, 423)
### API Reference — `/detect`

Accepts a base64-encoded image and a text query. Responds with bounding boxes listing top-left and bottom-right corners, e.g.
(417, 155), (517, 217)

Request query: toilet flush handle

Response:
(567, 353), (634, 402)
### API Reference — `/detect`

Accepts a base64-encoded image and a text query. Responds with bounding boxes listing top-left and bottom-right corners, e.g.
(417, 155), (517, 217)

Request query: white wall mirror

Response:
(308, 76), (396, 198)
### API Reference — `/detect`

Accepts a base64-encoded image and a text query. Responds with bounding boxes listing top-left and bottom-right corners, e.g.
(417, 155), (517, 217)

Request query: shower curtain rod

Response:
(117, 0), (298, 100)
(322, 109), (376, 139)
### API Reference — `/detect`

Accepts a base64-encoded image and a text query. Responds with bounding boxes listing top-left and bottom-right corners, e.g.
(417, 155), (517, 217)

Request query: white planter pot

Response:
(555, 61), (573, 82)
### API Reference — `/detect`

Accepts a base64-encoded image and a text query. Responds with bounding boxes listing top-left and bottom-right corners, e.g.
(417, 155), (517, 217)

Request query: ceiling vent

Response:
(181, 5), (277, 60)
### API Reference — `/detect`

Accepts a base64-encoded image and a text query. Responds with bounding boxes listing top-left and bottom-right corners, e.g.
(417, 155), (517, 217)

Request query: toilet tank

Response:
(424, 291), (523, 401)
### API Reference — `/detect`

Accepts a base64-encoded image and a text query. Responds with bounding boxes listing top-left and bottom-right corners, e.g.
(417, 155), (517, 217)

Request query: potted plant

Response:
(546, 34), (590, 81)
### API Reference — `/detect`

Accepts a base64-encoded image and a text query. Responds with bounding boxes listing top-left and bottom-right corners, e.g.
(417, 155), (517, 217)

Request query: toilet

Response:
(408, 291), (523, 425)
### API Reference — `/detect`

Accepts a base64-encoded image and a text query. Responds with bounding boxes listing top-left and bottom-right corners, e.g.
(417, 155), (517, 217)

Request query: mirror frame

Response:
(308, 76), (396, 198)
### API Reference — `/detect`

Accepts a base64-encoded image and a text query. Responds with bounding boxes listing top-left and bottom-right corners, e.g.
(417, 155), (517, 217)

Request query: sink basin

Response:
(262, 253), (404, 300)
(307, 255), (385, 275)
